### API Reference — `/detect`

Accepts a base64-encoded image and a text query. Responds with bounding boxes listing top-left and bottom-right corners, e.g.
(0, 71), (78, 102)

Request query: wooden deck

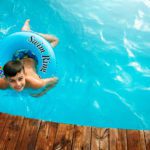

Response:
(0, 113), (150, 150)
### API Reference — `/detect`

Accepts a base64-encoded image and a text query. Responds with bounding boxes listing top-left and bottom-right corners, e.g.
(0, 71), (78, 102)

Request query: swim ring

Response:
(0, 32), (56, 78)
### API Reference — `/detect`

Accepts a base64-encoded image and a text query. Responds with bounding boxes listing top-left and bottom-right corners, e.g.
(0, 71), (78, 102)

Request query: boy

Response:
(0, 19), (59, 97)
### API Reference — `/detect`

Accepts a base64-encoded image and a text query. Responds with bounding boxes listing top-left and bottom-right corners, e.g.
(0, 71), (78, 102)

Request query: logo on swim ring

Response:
(0, 66), (4, 78)
(28, 36), (50, 73)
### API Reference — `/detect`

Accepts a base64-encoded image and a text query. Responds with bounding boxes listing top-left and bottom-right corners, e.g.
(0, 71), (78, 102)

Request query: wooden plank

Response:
(139, 130), (146, 150)
(109, 128), (118, 150)
(35, 121), (58, 150)
(0, 113), (149, 150)
(109, 129), (127, 150)
(0, 115), (13, 150)
(2, 116), (24, 150)
(144, 130), (150, 150)
(72, 125), (91, 150)
(0, 115), (24, 150)
(15, 117), (41, 150)
(126, 130), (141, 150)
(53, 123), (74, 150)
(0, 113), (9, 136)
(117, 129), (127, 150)
(91, 127), (109, 150)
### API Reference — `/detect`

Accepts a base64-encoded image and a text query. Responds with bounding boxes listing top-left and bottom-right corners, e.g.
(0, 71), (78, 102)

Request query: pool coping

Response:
(0, 112), (150, 149)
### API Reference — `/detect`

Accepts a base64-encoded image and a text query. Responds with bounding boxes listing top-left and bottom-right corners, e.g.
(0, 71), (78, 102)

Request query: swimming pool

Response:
(0, 0), (150, 130)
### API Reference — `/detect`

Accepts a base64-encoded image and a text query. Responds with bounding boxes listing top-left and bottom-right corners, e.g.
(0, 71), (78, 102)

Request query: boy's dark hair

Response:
(3, 60), (24, 78)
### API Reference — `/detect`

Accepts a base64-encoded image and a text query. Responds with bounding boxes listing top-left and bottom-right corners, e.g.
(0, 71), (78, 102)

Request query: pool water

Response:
(0, 0), (150, 130)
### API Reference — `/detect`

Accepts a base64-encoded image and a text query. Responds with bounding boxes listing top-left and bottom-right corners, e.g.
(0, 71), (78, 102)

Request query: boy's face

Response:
(6, 70), (26, 91)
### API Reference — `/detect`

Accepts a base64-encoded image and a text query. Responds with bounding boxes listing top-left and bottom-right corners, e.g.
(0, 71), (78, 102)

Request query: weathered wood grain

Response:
(144, 130), (150, 150)
(15, 118), (41, 150)
(35, 121), (58, 150)
(0, 115), (24, 149)
(0, 113), (9, 137)
(53, 123), (74, 150)
(72, 125), (92, 150)
(91, 128), (109, 150)
(126, 130), (141, 150)
(0, 113), (149, 150)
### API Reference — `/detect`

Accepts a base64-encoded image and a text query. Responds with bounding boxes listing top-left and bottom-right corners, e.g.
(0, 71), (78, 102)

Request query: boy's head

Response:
(3, 60), (26, 91)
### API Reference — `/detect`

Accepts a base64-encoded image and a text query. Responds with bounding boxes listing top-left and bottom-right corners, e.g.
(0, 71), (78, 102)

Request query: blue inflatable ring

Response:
(0, 32), (56, 78)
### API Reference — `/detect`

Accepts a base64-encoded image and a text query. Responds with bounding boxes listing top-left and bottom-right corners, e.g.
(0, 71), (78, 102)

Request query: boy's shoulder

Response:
(0, 78), (8, 89)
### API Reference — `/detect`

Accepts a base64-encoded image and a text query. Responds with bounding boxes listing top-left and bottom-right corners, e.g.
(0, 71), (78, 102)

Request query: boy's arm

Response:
(28, 77), (58, 89)
(0, 78), (8, 89)
(30, 83), (56, 97)
(42, 77), (58, 87)
(28, 77), (58, 97)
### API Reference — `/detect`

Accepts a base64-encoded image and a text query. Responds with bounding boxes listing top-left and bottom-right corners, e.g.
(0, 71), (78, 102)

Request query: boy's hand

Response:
(49, 77), (58, 85)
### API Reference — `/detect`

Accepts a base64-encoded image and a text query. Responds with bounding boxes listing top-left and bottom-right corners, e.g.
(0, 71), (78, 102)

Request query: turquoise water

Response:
(0, 0), (150, 130)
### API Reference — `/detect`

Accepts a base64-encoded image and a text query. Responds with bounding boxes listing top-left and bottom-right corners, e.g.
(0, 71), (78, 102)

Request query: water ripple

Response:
(133, 10), (150, 31)
(123, 37), (137, 57)
(104, 88), (148, 128)
(143, 0), (150, 8)
(99, 30), (113, 45)
(114, 65), (132, 85)
(0, 25), (16, 35)
(125, 85), (150, 91)
(128, 61), (150, 77)
(93, 100), (100, 109)
(88, 12), (104, 25)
